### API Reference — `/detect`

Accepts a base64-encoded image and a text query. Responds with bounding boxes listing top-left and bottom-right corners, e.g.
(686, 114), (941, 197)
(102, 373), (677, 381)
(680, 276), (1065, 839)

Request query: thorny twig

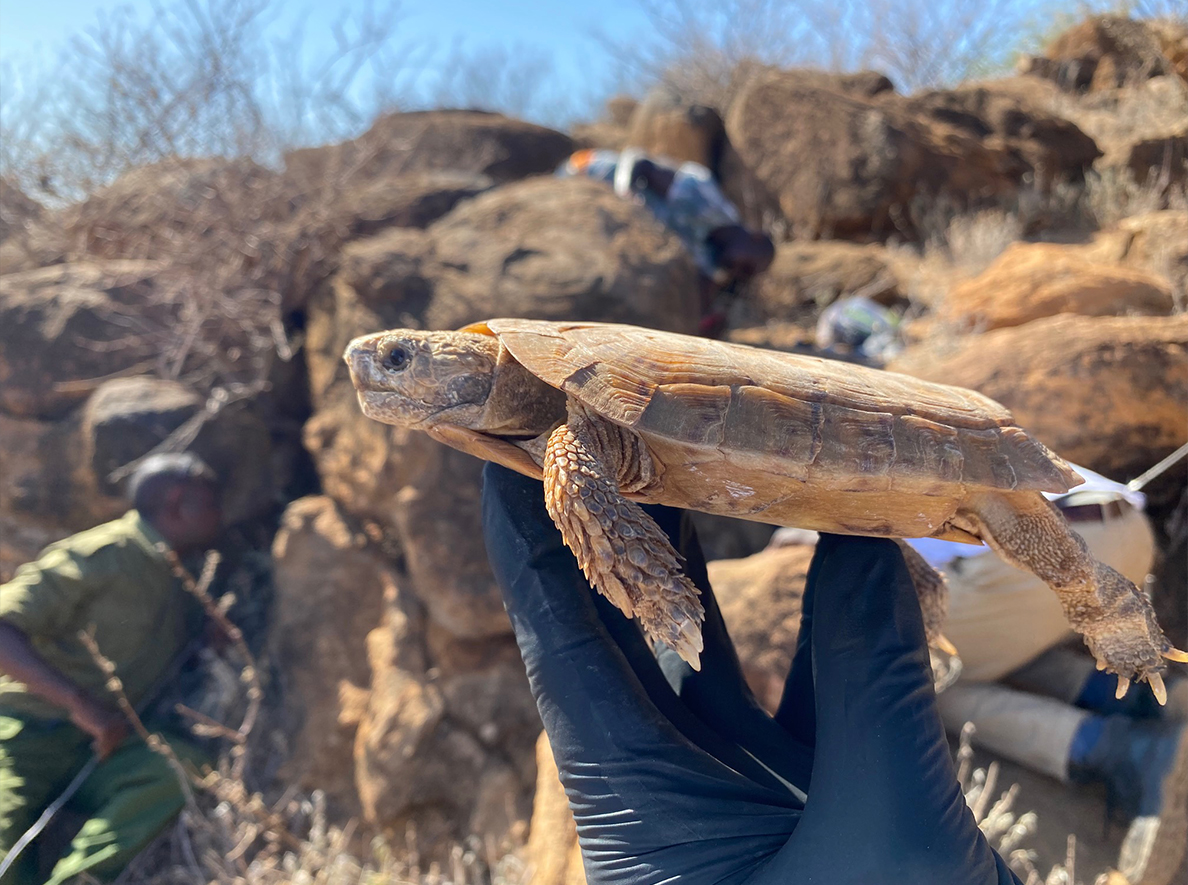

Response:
(162, 547), (263, 779)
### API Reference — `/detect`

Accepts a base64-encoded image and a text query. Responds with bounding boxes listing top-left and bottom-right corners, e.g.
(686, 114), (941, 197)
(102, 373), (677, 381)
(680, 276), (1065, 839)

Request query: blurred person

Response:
(482, 462), (1027, 884)
(0, 453), (222, 884)
(558, 148), (774, 337)
(814, 294), (905, 365)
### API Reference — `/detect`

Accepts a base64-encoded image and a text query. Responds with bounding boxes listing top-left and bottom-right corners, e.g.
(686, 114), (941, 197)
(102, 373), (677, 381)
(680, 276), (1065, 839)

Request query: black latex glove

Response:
(482, 463), (1022, 885)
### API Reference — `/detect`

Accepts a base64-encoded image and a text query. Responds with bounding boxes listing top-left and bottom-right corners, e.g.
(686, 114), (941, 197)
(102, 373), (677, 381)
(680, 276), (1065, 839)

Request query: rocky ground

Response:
(1, 12), (1185, 885)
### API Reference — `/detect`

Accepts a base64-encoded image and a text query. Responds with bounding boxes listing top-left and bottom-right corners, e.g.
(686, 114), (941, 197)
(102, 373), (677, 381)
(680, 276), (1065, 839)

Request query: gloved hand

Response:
(482, 463), (1023, 885)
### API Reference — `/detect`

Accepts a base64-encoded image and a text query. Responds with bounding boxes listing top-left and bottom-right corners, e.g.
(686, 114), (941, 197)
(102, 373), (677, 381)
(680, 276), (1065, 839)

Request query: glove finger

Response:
(647, 508), (813, 791)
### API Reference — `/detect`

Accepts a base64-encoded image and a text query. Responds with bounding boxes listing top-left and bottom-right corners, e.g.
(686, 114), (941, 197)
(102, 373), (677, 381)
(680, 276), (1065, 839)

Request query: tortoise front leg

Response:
(955, 490), (1188, 704)
(542, 415), (705, 669)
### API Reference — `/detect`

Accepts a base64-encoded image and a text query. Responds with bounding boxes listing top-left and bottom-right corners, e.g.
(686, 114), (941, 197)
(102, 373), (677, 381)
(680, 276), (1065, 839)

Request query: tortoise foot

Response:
(543, 421), (705, 668)
(1078, 560), (1181, 705)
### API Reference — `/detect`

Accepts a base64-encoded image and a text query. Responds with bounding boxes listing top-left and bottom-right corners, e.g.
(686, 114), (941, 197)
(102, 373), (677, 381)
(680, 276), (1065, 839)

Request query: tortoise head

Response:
(344, 329), (501, 429)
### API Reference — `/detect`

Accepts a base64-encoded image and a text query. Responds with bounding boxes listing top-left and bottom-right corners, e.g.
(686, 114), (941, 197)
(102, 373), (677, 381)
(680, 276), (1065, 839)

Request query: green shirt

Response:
(0, 511), (204, 720)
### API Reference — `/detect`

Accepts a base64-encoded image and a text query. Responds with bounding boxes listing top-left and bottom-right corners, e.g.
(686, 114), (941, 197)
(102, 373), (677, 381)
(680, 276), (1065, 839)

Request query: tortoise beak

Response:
(344, 333), (385, 391)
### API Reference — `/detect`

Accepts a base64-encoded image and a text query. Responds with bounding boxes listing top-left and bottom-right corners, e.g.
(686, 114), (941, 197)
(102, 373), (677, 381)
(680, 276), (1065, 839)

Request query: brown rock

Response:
(888, 314), (1188, 479)
(1086, 210), (1188, 299)
(0, 413), (85, 581)
(624, 85), (727, 171)
(0, 262), (166, 418)
(1126, 125), (1188, 186)
(896, 85), (1100, 190)
(305, 177), (700, 408)
(81, 376), (275, 526)
(937, 241), (1174, 332)
(710, 545), (813, 712)
(354, 591), (539, 853)
(270, 496), (391, 816)
(725, 72), (1019, 240)
(751, 240), (901, 325)
(1025, 15), (1187, 92)
(524, 732), (585, 885)
(285, 109), (573, 188)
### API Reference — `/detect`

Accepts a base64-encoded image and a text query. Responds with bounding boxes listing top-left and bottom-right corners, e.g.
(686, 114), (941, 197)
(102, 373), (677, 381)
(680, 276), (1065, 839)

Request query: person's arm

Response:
(0, 621), (128, 757)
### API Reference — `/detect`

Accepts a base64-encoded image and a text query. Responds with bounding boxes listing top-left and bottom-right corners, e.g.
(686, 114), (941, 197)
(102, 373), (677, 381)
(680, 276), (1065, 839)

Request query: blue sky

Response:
(0, 0), (649, 108)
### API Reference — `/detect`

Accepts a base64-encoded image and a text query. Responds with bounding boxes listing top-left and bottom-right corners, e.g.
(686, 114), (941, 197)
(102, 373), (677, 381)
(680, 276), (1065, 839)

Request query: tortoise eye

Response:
(383, 345), (410, 372)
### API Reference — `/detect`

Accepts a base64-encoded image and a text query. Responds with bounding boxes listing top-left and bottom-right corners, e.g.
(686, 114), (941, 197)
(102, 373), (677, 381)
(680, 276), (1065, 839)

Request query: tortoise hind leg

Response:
(954, 490), (1187, 704)
(543, 417), (705, 669)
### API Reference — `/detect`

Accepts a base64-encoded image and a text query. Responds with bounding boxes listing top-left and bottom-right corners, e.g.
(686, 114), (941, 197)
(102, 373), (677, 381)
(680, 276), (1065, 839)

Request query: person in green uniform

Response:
(0, 453), (222, 884)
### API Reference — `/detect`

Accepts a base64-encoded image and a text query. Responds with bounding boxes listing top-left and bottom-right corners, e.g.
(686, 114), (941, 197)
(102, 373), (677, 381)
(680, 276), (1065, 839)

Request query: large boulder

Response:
(80, 376), (275, 526)
(1083, 210), (1188, 299)
(0, 262), (166, 418)
(284, 110), (573, 189)
(0, 414), (84, 582)
(1022, 15), (1188, 92)
(725, 71), (1020, 240)
(305, 177), (700, 404)
(269, 496), (389, 816)
(624, 84), (728, 171)
(896, 85), (1100, 190)
(889, 314), (1188, 480)
(353, 595), (540, 855)
(936, 241), (1174, 332)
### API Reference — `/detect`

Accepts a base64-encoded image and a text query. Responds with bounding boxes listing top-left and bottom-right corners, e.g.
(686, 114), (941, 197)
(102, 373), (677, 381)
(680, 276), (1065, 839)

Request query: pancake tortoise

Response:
(344, 319), (1187, 702)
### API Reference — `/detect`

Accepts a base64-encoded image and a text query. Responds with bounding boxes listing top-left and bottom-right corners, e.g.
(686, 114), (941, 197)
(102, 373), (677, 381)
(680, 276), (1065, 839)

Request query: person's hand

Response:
(68, 692), (128, 759)
(481, 463), (1021, 885)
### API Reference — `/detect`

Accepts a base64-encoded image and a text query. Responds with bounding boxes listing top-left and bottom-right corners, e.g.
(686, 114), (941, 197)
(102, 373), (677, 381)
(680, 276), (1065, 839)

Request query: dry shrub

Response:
(956, 724), (1114, 885)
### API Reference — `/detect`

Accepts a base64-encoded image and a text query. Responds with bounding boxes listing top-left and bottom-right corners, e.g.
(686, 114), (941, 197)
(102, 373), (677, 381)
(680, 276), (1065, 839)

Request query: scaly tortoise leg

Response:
(894, 540), (959, 657)
(542, 414), (706, 669)
(955, 490), (1188, 704)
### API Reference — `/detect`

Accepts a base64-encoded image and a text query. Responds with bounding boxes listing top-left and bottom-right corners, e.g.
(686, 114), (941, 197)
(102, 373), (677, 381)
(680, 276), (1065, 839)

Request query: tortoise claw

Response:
(934, 634), (959, 657)
(1149, 672), (1168, 707)
(1116, 676), (1131, 700)
(1164, 647), (1188, 664)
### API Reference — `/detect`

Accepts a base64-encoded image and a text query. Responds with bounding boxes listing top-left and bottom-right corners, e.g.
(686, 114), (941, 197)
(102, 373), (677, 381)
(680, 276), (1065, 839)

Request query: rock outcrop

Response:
(726, 71), (1022, 240)
(936, 242), (1174, 331)
(889, 314), (1188, 480)
(1022, 15), (1188, 92)
(284, 109), (573, 189)
(269, 496), (391, 816)
(0, 262), (166, 418)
